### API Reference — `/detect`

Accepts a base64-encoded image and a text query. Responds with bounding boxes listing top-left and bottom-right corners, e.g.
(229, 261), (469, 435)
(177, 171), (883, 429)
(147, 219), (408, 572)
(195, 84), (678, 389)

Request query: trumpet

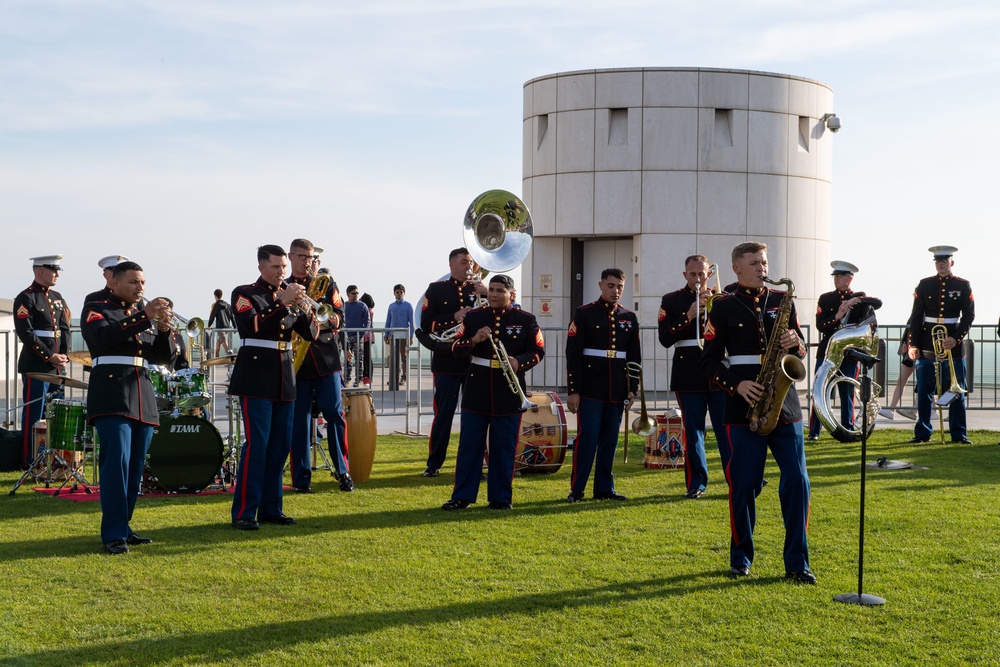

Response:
(155, 308), (204, 339)
(625, 362), (656, 436)
(489, 336), (533, 412)
(280, 280), (335, 323)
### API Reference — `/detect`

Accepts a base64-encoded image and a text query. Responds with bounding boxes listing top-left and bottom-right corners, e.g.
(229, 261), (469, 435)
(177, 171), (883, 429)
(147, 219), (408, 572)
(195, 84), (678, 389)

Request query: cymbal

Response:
(66, 351), (93, 366)
(28, 372), (88, 390)
(202, 354), (237, 367)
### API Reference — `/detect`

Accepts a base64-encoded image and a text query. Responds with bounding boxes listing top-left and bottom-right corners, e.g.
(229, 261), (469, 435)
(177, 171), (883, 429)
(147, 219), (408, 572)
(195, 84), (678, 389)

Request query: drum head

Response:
(147, 415), (224, 493)
(516, 391), (568, 474)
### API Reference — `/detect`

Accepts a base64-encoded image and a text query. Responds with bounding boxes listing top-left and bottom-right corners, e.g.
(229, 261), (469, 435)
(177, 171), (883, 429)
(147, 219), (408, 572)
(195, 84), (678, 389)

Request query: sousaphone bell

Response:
(463, 190), (533, 272)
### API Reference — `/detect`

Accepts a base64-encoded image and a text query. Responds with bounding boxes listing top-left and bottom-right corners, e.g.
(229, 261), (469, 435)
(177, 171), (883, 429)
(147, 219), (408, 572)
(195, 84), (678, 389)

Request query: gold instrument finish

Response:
(747, 277), (807, 435)
(490, 336), (534, 412)
(292, 273), (332, 374)
(625, 362), (656, 437)
(704, 262), (724, 315)
(932, 324), (967, 416)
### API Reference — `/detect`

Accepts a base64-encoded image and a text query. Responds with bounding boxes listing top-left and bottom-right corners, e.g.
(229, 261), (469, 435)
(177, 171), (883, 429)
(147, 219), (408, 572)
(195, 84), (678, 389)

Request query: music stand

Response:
(834, 348), (886, 606)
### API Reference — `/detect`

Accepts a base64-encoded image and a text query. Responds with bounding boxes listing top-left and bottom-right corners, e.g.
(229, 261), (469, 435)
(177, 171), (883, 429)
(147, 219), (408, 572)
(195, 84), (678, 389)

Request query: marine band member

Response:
(84, 255), (131, 307)
(807, 261), (882, 440)
(701, 242), (815, 584)
(229, 245), (319, 530)
(416, 247), (485, 477)
(441, 275), (544, 510)
(81, 261), (175, 554)
(14, 255), (71, 468)
(658, 255), (729, 498)
(905, 245), (974, 444)
(285, 239), (352, 494)
(565, 268), (640, 503)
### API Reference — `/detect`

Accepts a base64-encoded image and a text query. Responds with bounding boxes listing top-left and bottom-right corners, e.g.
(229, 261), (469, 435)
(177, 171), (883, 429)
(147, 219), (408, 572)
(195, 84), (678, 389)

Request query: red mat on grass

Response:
(33, 485), (246, 502)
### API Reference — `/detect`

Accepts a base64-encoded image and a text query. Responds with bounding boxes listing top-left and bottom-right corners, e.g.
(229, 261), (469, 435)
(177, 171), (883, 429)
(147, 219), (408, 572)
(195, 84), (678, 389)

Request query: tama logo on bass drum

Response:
(170, 424), (202, 434)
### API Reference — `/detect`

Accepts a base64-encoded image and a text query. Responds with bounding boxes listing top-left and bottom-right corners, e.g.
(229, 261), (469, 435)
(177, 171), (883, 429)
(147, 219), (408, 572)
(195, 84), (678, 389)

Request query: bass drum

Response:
(146, 415), (223, 493)
(515, 391), (567, 474)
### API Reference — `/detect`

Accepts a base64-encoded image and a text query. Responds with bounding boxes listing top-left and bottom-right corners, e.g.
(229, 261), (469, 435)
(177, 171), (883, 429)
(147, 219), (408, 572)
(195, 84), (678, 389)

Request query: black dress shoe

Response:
(232, 518), (260, 531)
(785, 570), (817, 584)
(339, 474), (355, 492)
(594, 491), (627, 501)
(806, 435), (820, 442)
(103, 540), (129, 555)
(422, 468), (440, 478)
(488, 502), (513, 510)
(685, 488), (705, 499)
(567, 491), (584, 503)
(126, 534), (153, 546)
(293, 486), (313, 494)
(952, 437), (974, 445)
(259, 514), (297, 525)
(908, 437), (930, 444)
(729, 565), (750, 577)
(441, 498), (471, 511)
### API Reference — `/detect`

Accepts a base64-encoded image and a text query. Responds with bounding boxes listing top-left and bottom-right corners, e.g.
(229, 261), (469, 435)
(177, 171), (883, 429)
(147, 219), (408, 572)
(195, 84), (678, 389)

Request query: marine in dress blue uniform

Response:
(81, 261), (175, 554)
(565, 268), (641, 503)
(13, 255), (71, 468)
(441, 275), (544, 510)
(658, 255), (729, 498)
(807, 261), (883, 439)
(229, 245), (319, 530)
(905, 246), (975, 444)
(701, 242), (815, 583)
(416, 248), (483, 477)
(83, 255), (131, 307)
(285, 240), (352, 494)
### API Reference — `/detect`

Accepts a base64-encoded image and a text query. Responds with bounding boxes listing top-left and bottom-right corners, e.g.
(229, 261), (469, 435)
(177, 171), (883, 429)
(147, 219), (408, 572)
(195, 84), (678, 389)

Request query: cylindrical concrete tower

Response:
(521, 67), (836, 387)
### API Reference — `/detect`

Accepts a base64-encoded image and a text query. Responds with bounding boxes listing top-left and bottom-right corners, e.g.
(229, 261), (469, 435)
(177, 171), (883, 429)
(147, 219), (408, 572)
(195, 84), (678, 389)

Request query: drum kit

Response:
(8, 345), (244, 497)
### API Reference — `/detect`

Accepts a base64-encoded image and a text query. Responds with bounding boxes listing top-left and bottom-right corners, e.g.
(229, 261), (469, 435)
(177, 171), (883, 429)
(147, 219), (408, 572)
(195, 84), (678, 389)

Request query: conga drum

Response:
(343, 387), (376, 482)
(643, 408), (685, 470)
(515, 391), (568, 474)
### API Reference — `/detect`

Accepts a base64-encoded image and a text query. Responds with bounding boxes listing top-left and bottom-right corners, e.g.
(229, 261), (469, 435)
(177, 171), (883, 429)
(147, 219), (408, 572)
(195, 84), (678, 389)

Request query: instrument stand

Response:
(216, 395), (243, 490)
(835, 352), (886, 606)
(310, 415), (334, 476)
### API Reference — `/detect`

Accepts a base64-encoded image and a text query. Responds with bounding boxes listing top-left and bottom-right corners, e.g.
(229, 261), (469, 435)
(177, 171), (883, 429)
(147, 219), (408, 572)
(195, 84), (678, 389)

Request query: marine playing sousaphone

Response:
(812, 313), (882, 442)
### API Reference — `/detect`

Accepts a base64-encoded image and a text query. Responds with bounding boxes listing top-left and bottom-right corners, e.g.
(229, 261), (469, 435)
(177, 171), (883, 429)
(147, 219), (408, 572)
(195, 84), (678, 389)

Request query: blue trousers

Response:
(451, 410), (520, 505)
(426, 373), (464, 472)
(808, 358), (859, 438)
(20, 374), (50, 468)
(675, 390), (729, 493)
(725, 421), (811, 572)
(290, 372), (348, 489)
(95, 416), (154, 543)
(232, 397), (293, 522)
(914, 357), (967, 441)
(571, 398), (624, 497)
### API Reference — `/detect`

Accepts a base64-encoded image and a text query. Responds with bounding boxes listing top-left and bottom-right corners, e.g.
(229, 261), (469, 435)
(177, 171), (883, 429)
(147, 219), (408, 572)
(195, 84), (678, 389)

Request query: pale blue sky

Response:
(2, 0), (998, 324)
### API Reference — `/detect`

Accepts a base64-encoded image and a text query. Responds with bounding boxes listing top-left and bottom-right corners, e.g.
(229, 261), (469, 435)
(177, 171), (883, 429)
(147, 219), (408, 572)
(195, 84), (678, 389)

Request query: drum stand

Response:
(310, 415), (335, 476)
(216, 394), (243, 490)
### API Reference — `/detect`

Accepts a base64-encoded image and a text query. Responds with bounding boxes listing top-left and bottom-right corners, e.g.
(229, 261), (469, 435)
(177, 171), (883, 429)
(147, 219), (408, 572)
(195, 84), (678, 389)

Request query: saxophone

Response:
(292, 272), (332, 373)
(747, 277), (807, 435)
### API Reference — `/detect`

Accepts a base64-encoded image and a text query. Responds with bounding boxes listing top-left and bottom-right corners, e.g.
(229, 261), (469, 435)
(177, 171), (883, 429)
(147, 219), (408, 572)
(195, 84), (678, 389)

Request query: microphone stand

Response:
(835, 348), (886, 606)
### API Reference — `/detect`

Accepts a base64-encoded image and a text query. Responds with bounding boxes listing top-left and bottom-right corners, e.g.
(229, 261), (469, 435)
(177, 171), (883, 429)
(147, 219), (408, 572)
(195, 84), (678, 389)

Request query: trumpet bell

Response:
(463, 190), (533, 272)
(315, 303), (334, 324)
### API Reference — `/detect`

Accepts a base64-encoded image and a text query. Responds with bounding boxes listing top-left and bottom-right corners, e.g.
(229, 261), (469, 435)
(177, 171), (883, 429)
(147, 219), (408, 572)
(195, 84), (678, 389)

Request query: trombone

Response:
(625, 362), (656, 437)
(694, 263), (722, 349)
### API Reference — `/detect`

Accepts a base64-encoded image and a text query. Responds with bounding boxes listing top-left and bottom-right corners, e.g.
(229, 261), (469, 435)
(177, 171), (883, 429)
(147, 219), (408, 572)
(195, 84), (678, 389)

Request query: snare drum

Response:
(146, 414), (224, 493)
(171, 368), (211, 409)
(149, 366), (174, 412)
(515, 391), (567, 474)
(343, 387), (376, 482)
(643, 409), (685, 470)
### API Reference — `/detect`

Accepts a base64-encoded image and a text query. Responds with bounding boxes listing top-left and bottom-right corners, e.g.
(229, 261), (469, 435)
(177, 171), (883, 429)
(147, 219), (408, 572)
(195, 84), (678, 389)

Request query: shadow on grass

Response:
(0, 570), (755, 666)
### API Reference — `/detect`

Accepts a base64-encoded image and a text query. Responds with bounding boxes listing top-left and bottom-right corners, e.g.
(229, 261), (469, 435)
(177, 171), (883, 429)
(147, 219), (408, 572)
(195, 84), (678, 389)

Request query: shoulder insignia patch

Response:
(235, 295), (252, 313)
(85, 310), (103, 324)
(535, 329), (545, 348)
(16, 304), (29, 319)
(657, 307), (666, 322)
(703, 320), (716, 341)
(568, 321), (577, 337)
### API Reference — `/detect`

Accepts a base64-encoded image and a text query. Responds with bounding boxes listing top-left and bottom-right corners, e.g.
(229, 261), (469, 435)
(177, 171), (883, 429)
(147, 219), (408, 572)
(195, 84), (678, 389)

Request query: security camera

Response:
(823, 113), (841, 133)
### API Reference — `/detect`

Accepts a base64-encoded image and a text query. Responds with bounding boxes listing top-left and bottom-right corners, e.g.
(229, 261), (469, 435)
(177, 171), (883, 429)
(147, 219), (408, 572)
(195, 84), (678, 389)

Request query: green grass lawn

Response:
(1, 429), (998, 666)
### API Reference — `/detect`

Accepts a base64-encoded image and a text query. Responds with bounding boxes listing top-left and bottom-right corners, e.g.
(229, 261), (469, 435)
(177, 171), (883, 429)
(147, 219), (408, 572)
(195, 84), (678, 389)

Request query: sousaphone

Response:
(463, 189), (533, 272)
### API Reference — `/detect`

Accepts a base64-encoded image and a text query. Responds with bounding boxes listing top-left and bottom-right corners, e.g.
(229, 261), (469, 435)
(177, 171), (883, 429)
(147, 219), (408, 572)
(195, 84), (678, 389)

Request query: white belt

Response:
(583, 348), (626, 359)
(34, 330), (58, 338)
(242, 338), (293, 351)
(92, 356), (148, 368)
(924, 316), (959, 324)
(728, 355), (761, 366)
(470, 356), (501, 368)
(675, 340), (700, 348)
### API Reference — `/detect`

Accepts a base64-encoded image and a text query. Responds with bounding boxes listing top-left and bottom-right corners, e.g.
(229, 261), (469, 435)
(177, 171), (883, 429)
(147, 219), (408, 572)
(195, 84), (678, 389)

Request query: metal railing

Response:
(4, 323), (1000, 434)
